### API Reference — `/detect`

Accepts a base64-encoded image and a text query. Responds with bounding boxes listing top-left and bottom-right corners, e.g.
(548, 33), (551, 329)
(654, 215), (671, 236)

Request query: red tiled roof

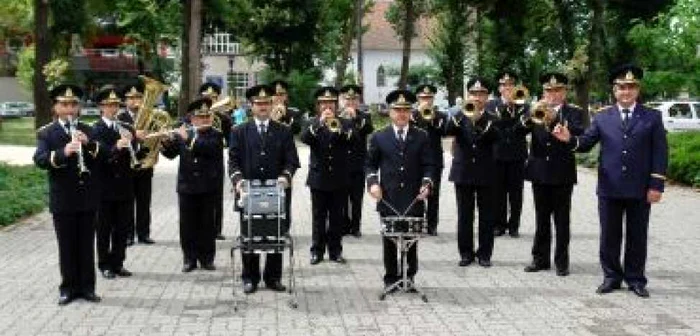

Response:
(354, 0), (432, 51)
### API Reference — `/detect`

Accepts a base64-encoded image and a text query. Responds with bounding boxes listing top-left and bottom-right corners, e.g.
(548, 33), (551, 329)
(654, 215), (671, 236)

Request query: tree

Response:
(427, 0), (471, 105)
(385, 0), (430, 89)
(178, 0), (203, 117)
(33, 0), (51, 129)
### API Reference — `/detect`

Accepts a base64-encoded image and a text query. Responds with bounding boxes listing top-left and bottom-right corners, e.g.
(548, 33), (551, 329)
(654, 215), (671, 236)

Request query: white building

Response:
(200, 31), (265, 100)
(324, 0), (447, 105)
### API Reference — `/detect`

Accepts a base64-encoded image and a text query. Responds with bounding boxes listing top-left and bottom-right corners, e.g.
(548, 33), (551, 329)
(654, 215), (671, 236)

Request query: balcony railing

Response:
(202, 33), (241, 55)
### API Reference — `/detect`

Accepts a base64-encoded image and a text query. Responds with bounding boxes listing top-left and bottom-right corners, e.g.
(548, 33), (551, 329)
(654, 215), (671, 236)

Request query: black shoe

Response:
(114, 268), (133, 277)
(182, 263), (197, 273)
(384, 284), (398, 294)
(494, 228), (506, 237)
(477, 258), (492, 267)
(329, 255), (346, 264)
(243, 282), (257, 294)
(126, 238), (135, 247)
(81, 292), (101, 303)
(216, 234), (225, 240)
(266, 281), (287, 292)
(524, 263), (550, 273)
(201, 263), (216, 271)
(596, 281), (622, 294)
(458, 257), (474, 267)
(556, 268), (570, 277)
(138, 237), (155, 245)
(310, 255), (323, 265)
(58, 292), (73, 306)
(101, 269), (116, 279)
(427, 228), (437, 236)
(352, 231), (362, 238)
(629, 285), (650, 298)
(509, 230), (520, 238)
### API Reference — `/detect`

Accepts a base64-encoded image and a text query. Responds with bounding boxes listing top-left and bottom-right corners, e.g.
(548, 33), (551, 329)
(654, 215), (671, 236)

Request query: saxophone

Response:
(134, 76), (172, 169)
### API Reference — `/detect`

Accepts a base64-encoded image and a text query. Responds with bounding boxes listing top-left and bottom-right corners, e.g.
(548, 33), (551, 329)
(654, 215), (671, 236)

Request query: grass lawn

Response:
(0, 116), (101, 146)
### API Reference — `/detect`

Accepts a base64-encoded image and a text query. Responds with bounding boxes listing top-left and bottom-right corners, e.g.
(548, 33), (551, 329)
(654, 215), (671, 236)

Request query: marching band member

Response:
(339, 84), (373, 237)
(523, 72), (585, 277)
(411, 84), (445, 235)
(92, 85), (144, 280)
(301, 87), (356, 265)
(366, 89), (435, 289)
(446, 78), (500, 267)
(229, 84), (300, 294)
(161, 98), (224, 273)
(552, 64), (668, 298)
(118, 82), (155, 245)
(33, 84), (104, 305)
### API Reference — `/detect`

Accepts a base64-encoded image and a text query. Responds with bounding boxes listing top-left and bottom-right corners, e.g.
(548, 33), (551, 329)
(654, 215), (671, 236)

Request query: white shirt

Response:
(617, 103), (636, 121)
(102, 116), (116, 130)
(254, 118), (269, 134)
(392, 124), (409, 141)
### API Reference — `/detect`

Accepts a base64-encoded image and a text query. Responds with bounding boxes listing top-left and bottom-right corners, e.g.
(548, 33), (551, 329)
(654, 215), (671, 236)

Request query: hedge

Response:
(0, 164), (48, 226)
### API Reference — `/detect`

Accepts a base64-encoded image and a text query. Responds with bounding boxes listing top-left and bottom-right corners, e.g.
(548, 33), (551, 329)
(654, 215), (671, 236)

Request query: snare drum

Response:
(380, 216), (426, 234)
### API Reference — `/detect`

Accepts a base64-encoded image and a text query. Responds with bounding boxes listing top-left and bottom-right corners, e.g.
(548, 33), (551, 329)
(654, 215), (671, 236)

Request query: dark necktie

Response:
(397, 128), (405, 148)
(622, 109), (630, 128)
(259, 123), (267, 149)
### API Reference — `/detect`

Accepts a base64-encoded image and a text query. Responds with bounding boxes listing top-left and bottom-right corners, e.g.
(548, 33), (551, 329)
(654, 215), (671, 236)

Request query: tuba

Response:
(134, 76), (172, 169)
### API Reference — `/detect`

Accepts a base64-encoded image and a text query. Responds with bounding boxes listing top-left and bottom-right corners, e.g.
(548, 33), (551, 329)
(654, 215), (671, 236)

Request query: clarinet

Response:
(66, 116), (90, 177)
(115, 121), (142, 169)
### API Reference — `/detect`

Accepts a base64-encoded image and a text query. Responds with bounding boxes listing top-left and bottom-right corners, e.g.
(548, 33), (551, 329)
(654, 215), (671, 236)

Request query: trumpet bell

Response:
(513, 85), (530, 105)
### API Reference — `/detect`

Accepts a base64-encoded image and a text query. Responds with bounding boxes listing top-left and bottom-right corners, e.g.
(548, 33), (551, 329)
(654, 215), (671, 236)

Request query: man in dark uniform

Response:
(340, 84), (373, 237)
(553, 64), (668, 297)
(33, 84), (104, 305)
(117, 82), (155, 245)
(487, 71), (529, 238)
(523, 72), (585, 276)
(366, 89), (434, 289)
(230, 84), (300, 294)
(199, 82), (233, 241)
(446, 78), (500, 267)
(161, 98), (224, 272)
(270, 80), (300, 131)
(301, 87), (356, 265)
(92, 86), (144, 279)
(411, 84), (445, 235)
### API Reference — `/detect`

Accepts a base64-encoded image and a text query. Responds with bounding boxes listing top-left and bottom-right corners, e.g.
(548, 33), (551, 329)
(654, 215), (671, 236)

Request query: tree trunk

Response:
(475, 7), (483, 75)
(553, 0), (575, 60)
(333, 6), (358, 88)
(398, 0), (415, 89)
(581, 0), (606, 126)
(179, 0), (203, 117)
(33, 0), (51, 129)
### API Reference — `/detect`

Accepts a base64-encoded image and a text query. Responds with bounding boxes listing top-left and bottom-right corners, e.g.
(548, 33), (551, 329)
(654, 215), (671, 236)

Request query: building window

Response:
(377, 66), (386, 87)
(227, 72), (249, 99)
(203, 30), (240, 55)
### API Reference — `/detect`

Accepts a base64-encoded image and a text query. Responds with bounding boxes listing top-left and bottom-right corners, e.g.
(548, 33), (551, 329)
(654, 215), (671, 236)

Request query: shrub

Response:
(0, 164), (48, 226)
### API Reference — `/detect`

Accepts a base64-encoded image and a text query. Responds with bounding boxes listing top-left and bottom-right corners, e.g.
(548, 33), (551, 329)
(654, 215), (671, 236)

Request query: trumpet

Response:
(462, 100), (482, 124)
(66, 116), (90, 177)
(418, 101), (435, 121)
(528, 101), (564, 130)
(340, 107), (357, 119)
(325, 116), (342, 133)
(513, 85), (530, 105)
(114, 121), (142, 169)
(271, 103), (286, 122)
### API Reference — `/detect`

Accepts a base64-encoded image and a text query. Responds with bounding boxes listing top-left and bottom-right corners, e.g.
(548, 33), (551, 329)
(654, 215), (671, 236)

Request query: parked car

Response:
(0, 102), (27, 118)
(11, 101), (35, 116)
(647, 101), (700, 131)
(80, 101), (101, 117)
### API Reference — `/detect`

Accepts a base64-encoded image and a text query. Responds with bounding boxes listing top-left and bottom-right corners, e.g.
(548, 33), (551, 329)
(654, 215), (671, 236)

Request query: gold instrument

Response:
(513, 85), (530, 105)
(271, 103), (286, 122)
(418, 101), (435, 120)
(134, 76), (172, 168)
(528, 101), (564, 130)
(210, 96), (235, 114)
(325, 116), (342, 133)
(462, 100), (482, 124)
(66, 116), (90, 177)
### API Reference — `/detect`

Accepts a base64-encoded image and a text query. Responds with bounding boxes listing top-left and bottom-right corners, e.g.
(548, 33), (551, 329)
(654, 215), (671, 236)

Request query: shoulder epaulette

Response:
(36, 122), (54, 133)
(595, 105), (612, 114)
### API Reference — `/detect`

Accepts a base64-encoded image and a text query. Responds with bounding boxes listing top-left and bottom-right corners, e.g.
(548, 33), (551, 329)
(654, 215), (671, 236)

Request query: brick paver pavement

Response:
(1, 142), (699, 335)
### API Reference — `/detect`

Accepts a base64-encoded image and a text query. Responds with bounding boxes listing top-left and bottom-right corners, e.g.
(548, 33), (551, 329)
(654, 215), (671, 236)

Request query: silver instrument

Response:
(66, 116), (90, 177)
(114, 121), (142, 169)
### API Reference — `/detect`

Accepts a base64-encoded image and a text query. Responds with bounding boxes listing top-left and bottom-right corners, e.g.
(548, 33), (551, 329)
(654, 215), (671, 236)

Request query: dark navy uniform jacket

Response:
(525, 104), (585, 185)
(486, 99), (529, 162)
(301, 117), (356, 191)
(161, 127), (224, 195)
(445, 112), (500, 186)
(33, 120), (105, 213)
(365, 125), (436, 216)
(411, 108), (446, 169)
(91, 119), (144, 201)
(346, 111), (374, 173)
(569, 104), (668, 198)
(228, 119), (300, 186)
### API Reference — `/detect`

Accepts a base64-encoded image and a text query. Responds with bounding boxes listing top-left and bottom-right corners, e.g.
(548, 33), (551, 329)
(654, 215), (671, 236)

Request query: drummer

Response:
(365, 89), (436, 291)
